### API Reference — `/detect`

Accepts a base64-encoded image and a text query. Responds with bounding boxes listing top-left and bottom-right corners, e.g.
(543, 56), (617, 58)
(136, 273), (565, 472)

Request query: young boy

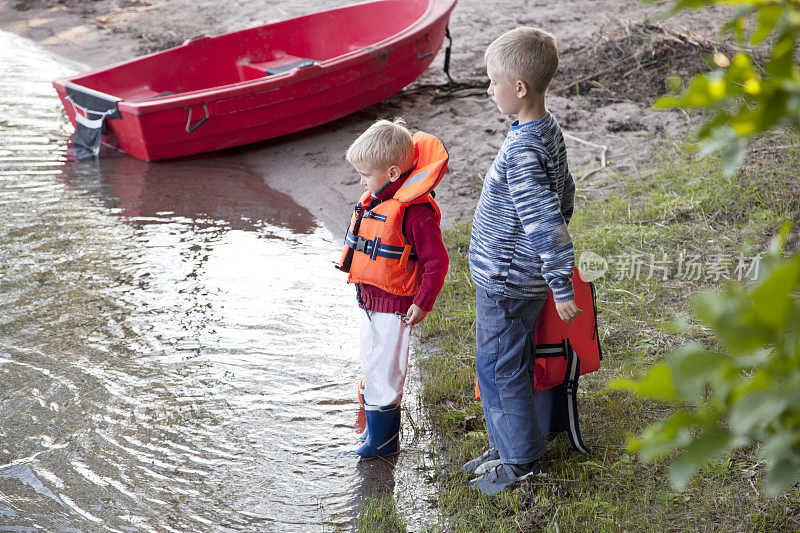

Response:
(466, 27), (582, 494)
(338, 118), (449, 460)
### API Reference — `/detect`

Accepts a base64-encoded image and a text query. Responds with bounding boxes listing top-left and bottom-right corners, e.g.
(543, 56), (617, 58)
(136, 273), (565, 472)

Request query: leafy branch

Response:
(614, 0), (800, 496)
(650, 0), (800, 175)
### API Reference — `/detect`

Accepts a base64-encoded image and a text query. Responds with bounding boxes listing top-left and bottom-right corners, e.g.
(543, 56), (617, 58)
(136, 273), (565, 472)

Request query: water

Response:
(0, 31), (435, 532)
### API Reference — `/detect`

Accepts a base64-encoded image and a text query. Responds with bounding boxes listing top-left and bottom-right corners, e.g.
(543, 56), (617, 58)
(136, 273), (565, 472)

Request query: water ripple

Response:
(0, 28), (436, 532)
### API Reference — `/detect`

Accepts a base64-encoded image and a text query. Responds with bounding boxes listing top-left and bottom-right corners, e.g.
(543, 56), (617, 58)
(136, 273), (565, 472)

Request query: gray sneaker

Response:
(468, 462), (541, 495)
(460, 447), (501, 477)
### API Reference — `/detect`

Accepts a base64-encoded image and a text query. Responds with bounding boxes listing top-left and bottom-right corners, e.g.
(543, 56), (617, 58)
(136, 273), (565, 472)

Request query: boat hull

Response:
(53, 0), (456, 161)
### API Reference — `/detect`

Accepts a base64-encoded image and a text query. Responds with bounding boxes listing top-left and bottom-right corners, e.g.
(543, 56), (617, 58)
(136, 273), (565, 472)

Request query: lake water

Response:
(0, 31), (434, 532)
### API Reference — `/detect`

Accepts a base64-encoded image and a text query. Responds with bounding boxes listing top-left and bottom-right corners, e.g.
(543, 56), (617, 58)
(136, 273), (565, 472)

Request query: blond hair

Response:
(484, 27), (559, 94)
(345, 118), (414, 170)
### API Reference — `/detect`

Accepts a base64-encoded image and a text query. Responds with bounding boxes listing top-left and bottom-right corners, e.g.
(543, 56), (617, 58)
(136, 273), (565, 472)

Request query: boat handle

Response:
(416, 34), (434, 60)
(185, 102), (209, 133)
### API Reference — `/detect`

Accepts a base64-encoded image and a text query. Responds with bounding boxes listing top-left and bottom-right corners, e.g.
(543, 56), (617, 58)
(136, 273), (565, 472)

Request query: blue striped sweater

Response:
(469, 112), (576, 302)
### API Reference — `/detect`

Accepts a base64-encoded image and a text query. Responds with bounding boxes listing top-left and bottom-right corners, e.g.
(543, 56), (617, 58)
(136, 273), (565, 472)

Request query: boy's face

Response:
(353, 162), (398, 196)
(486, 62), (523, 116)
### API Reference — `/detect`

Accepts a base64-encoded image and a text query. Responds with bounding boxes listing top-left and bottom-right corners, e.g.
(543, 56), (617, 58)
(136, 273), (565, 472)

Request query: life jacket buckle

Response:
(354, 236), (368, 253)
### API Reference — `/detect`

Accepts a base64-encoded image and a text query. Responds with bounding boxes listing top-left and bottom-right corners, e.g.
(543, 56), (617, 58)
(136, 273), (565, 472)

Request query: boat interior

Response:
(68, 0), (429, 102)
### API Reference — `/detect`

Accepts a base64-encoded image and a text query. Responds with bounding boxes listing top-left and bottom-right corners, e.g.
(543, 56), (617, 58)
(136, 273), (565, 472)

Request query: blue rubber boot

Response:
(352, 403), (400, 460)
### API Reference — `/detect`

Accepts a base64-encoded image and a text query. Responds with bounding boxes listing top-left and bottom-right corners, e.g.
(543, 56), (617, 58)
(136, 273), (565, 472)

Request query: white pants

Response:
(360, 311), (412, 406)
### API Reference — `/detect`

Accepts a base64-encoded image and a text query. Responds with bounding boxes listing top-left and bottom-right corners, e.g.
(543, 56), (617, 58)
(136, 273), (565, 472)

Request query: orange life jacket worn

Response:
(338, 131), (449, 296)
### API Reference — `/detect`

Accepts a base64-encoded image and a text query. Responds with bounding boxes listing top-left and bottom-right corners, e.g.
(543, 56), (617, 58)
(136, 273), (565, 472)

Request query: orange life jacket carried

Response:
(474, 267), (603, 454)
(532, 267), (602, 390)
(338, 131), (449, 295)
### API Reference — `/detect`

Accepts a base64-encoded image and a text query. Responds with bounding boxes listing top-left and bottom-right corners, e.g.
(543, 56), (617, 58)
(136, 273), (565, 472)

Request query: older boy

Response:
(466, 27), (581, 494)
(339, 118), (449, 460)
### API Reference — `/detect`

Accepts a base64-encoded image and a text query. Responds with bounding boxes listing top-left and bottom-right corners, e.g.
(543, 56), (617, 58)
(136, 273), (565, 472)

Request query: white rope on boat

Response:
(65, 95), (117, 129)
(564, 132), (608, 182)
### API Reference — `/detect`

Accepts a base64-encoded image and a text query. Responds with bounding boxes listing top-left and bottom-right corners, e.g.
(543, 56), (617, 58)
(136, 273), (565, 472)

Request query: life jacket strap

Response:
(561, 344), (590, 454)
(399, 244), (412, 268)
(534, 343), (571, 359)
(589, 281), (603, 360)
(345, 231), (419, 262)
(532, 339), (590, 454)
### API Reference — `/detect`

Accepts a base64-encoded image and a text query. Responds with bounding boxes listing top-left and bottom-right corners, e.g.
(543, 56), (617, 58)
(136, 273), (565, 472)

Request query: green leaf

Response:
(764, 452), (800, 496)
(767, 223), (792, 256)
(729, 391), (788, 435)
(653, 94), (681, 110)
(736, 368), (773, 398)
(731, 348), (770, 370)
(751, 4), (784, 44)
(693, 290), (731, 325)
(667, 343), (730, 401)
(658, 73), (727, 110)
(767, 33), (798, 78)
(697, 126), (737, 156)
(759, 433), (800, 462)
(666, 75), (684, 95)
(636, 411), (699, 462)
(669, 427), (736, 490)
(666, 314), (691, 334)
(750, 254), (800, 329)
(721, 139), (747, 176)
(727, 53), (756, 84)
(694, 289), (772, 353)
(673, 0), (712, 9)
(609, 364), (675, 401)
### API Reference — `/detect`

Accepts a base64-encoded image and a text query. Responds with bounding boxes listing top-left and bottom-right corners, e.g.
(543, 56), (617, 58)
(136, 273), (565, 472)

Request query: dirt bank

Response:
(1, 0), (737, 234)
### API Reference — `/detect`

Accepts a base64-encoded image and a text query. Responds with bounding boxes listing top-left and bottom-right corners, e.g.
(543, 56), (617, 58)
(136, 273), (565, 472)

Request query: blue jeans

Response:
(475, 287), (546, 465)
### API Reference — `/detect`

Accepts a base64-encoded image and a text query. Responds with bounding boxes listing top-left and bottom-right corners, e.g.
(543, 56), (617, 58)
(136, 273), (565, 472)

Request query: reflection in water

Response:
(65, 155), (317, 234)
(0, 30), (436, 532)
(356, 454), (399, 499)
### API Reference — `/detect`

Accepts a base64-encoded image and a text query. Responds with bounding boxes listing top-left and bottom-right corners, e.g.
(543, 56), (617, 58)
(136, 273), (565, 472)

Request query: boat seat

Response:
(264, 58), (316, 75)
(131, 91), (176, 101)
(119, 88), (177, 101)
(238, 56), (316, 80)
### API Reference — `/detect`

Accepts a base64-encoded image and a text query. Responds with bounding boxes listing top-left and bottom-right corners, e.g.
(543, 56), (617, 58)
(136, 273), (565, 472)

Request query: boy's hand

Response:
(555, 299), (582, 324)
(404, 304), (428, 326)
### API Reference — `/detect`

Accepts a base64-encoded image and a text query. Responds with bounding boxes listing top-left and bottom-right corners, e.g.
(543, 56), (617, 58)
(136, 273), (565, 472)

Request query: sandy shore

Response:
(1, 0), (734, 234)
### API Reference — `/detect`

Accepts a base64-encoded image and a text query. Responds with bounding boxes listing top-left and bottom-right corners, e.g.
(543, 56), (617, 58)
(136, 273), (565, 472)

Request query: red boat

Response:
(53, 0), (457, 161)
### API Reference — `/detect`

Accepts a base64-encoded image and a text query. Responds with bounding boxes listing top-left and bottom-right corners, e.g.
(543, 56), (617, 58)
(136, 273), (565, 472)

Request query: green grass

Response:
(357, 491), (408, 533)
(415, 136), (800, 532)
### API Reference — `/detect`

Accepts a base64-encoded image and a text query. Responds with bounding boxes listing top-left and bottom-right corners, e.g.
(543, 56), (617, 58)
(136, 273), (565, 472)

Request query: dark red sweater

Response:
(358, 174), (449, 314)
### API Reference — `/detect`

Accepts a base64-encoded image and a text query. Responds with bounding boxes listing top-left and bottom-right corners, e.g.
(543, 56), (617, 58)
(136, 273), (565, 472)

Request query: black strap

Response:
(335, 202), (366, 273)
(443, 27), (454, 83)
(534, 343), (571, 359)
(589, 281), (603, 360)
(355, 283), (371, 321)
(562, 344), (590, 454)
(535, 339), (590, 453)
(344, 231), (418, 261)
